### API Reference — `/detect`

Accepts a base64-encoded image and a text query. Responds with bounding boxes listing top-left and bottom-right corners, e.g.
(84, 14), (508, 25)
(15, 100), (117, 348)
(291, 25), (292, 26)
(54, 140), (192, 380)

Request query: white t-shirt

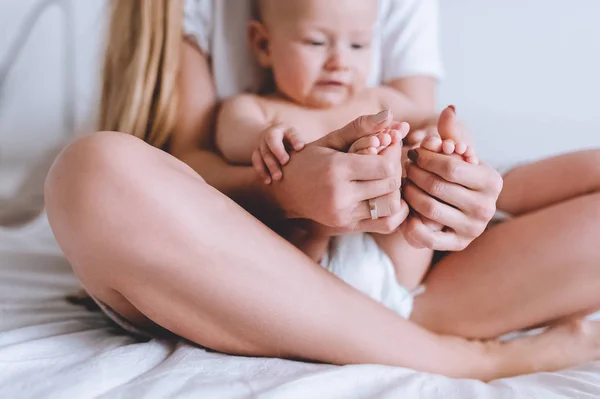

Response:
(184, 0), (443, 99)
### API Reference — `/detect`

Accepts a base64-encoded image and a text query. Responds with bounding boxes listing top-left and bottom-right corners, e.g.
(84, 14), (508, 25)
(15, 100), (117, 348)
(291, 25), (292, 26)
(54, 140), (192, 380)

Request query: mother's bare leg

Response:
(412, 150), (600, 338)
(43, 132), (496, 378)
(498, 149), (600, 215)
(44, 134), (600, 379)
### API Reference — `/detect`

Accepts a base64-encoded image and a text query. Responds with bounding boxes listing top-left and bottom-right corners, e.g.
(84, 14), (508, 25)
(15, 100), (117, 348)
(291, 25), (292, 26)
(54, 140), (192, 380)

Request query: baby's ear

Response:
(248, 21), (272, 68)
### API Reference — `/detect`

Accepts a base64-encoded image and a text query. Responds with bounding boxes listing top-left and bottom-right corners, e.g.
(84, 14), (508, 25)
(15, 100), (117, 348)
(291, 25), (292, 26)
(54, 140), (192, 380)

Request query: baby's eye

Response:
(304, 39), (326, 46)
(351, 43), (369, 50)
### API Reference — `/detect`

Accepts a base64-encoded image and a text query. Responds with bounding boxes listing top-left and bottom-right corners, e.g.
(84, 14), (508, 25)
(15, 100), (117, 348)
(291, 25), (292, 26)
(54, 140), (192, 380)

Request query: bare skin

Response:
(44, 131), (600, 380)
(43, 0), (600, 380)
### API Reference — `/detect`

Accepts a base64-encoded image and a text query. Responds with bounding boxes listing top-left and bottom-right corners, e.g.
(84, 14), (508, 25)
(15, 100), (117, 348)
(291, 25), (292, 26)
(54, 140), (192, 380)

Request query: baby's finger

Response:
(442, 139), (456, 155)
(252, 150), (271, 184)
(266, 130), (290, 165)
(283, 128), (305, 152)
(260, 144), (283, 180)
(421, 136), (443, 152)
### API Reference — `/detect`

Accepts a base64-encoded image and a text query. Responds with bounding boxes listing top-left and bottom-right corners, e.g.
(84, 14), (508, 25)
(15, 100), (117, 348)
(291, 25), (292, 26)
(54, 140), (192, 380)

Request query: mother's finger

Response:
(403, 182), (483, 237)
(352, 188), (402, 220)
(354, 199), (409, 234)
(353, 176), (401, 203)
(405, 162), (493, 218)
(404, 216), (470, 251)
(346, 144), (402, 181)
(408, 149), (503, 193)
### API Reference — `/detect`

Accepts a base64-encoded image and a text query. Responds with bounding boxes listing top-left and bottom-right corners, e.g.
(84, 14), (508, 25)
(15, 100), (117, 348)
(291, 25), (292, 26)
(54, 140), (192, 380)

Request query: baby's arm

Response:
(216, 95), (304, 183)
(217, 95), (324, 258)
(215, 94), (270, 164)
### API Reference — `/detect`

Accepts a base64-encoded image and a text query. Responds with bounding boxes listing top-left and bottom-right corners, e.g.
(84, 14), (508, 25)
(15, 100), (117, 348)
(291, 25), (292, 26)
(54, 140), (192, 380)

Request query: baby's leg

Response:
(373, 226), (434, 291)
(349, 123), (432, 290)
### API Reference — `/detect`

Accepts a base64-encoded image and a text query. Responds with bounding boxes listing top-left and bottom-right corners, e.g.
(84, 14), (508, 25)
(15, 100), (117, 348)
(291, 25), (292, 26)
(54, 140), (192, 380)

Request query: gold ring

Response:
(368, 199), (378, 220)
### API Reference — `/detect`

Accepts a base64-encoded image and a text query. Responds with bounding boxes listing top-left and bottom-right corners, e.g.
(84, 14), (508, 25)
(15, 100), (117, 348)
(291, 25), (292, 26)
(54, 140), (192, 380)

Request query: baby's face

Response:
(256, 0), (378, 108)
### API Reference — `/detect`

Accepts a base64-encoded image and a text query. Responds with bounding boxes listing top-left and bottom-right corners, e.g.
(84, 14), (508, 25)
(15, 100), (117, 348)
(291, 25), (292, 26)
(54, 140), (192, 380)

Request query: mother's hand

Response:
(403, 148), (503, 251)
(267, 111), (408, 234)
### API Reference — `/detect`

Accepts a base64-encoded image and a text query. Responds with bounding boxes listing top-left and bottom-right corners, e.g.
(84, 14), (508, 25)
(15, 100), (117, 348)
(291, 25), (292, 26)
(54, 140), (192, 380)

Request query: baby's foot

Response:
(349, 121), (410, 155)
(421, 136), (479, 165)
(348, 130), (392, 155)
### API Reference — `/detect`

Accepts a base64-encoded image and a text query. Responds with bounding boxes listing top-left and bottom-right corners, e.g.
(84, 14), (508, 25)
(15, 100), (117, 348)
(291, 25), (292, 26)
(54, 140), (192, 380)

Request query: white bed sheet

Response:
(2, 215), (600, 398)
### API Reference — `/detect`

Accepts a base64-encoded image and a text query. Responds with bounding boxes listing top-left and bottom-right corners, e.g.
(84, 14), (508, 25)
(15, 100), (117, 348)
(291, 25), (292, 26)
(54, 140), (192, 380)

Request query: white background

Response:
(438, 0), (600, 165)
(0, 0), (599, 193)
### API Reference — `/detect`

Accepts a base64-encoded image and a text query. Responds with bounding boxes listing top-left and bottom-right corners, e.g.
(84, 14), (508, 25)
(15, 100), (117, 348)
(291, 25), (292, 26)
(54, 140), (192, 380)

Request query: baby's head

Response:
(249, 0), (378, 108)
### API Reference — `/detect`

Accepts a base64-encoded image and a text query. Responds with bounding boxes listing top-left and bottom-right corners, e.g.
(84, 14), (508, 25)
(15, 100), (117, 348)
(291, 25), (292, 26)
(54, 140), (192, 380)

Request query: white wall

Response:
(438, 0), (600, 165)
(1, 0), (599, 196)
(0, 0), (107, 195)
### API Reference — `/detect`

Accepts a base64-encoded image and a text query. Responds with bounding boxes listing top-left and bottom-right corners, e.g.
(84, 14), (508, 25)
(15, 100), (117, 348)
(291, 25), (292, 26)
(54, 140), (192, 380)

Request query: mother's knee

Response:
(46, 133), (123, 215)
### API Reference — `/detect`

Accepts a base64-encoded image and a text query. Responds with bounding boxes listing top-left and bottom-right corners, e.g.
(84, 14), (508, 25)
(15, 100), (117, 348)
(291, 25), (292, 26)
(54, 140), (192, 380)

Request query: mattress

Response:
(1, 214), (600, 398)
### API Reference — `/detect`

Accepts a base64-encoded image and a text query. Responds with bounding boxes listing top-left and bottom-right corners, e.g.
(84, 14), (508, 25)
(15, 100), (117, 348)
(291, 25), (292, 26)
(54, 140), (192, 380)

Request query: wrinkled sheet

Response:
(1, 214), (600, 398)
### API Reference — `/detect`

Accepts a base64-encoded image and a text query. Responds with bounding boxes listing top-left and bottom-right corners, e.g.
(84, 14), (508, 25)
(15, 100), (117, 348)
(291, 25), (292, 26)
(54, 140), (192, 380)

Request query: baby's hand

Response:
(420, 136), (479, 165)
(252, 124), (305, 184)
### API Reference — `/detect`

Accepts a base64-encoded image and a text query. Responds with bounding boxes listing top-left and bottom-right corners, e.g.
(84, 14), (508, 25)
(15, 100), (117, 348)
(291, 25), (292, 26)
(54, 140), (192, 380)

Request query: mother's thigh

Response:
(45, 131), (437, 368)
(411, 191), (600, 339)
(498, 149), (600, 216)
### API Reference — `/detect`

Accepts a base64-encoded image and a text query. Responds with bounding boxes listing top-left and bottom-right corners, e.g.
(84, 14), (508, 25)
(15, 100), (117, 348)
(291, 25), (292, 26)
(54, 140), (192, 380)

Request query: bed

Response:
(2, 218), (600, 398)
(2, 0), (600, 397)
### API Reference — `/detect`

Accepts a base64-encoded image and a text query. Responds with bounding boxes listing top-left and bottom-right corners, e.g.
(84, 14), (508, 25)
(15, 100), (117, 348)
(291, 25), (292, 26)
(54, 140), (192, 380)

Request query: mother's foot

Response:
(489, 319), (600, 379)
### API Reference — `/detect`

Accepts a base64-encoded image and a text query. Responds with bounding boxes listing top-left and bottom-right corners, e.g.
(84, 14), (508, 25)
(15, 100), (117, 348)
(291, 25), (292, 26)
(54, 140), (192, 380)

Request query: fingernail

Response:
(448, 105), (456, 115)
(407, 149), (419, 163)
(265, 178), (272, 184)
(372, 109), (389, 124)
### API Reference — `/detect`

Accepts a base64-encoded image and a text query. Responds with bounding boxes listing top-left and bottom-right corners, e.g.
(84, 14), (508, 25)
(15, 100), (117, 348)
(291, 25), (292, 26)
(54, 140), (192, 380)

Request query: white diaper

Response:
(320, 233), (417, 319)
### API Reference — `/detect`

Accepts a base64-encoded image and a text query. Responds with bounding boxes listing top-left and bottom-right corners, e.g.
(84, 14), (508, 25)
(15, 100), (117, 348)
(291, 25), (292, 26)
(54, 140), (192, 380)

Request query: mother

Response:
(45, 0), (600, 379)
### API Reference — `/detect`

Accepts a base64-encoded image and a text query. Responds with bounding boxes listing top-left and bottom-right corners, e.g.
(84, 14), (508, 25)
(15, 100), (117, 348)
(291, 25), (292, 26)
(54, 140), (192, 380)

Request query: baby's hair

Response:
(250, 0), (262, 21)
(99, 0), (183, 149)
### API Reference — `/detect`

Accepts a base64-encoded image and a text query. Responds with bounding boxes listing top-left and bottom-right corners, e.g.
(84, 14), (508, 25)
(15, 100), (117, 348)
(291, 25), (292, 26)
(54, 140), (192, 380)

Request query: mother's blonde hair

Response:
(99, 0), (183, 149)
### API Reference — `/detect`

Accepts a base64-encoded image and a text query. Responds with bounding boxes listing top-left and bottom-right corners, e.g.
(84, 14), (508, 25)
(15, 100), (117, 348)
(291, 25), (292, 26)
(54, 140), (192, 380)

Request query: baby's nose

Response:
(325, 46), (350, 71)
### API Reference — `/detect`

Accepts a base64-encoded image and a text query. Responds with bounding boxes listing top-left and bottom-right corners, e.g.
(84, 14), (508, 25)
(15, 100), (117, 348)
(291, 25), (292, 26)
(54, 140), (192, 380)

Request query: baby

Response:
(216, 0), (476, 317)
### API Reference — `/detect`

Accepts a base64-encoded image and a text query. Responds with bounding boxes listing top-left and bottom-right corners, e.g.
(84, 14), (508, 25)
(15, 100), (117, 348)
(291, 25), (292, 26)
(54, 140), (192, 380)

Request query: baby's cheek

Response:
(273, 49), (318, 98)
(352, 51), (373, 88)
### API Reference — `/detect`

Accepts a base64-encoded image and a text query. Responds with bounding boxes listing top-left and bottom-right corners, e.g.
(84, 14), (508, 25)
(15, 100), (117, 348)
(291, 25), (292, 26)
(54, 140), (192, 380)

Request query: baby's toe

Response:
(422, 136), (443, 152)
(455, 142), (468, 155)
(442, 139), (456, 155)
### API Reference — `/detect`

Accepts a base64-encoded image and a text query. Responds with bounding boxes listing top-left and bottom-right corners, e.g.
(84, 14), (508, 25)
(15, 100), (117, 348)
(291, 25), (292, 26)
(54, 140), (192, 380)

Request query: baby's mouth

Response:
(316, 80), (347, 88)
